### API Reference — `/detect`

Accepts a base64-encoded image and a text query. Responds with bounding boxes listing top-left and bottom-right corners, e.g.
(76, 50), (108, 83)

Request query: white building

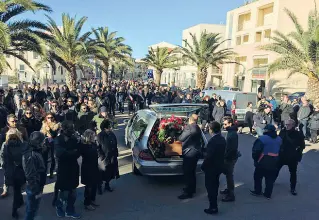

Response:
(223, 0), (315, 94)
(4, 51), (88, 85)
(179, 24), (226, 88)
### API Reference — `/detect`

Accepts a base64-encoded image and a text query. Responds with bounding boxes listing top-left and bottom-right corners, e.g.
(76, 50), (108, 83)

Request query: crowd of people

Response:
(0, 79), (318, 218)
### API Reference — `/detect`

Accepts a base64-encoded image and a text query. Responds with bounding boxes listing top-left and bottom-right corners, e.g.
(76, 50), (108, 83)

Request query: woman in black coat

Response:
(0, 129), (26, 218)
(97, 119), (120, 194)
(80, 129), (99, 211)
(20, 107), (41, 137)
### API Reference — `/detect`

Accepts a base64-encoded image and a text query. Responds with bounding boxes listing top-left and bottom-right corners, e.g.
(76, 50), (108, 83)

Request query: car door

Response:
(125, 113), (138, 146)
(129, 116), (149, 150)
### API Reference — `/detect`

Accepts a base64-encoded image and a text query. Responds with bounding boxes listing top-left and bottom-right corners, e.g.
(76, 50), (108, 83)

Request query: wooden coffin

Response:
(164, 141), (182, 156)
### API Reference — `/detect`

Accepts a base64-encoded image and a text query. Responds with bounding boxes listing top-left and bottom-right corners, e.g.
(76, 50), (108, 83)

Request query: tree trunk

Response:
(196, 67), (208, 90)
(102, 62), (109, 86)
(66, 65), (77, 91)
(155, 69), (162, 86)
(306, 76), (319, 102)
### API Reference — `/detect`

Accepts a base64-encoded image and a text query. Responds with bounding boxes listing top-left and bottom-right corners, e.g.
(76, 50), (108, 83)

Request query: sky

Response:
(26, 0), (245, 58)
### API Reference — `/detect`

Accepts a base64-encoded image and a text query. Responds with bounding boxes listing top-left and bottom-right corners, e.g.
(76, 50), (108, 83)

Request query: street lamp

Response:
(44, 64), (49, 91)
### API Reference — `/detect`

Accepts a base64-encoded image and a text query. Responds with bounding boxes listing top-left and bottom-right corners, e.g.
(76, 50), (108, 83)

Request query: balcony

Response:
(257, 4), (274, 27)
(238, 12), (251, 31)
(252, 67), (267, 79)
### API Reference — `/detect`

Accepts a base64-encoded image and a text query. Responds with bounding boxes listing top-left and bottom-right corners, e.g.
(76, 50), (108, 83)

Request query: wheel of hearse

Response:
(132, 162), (142, 176)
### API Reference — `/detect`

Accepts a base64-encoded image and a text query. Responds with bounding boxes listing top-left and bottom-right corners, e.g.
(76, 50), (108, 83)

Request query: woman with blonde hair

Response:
(41, 113), (61, 178)
(1, 129), (26, 218)
(80, 129), (99, 210)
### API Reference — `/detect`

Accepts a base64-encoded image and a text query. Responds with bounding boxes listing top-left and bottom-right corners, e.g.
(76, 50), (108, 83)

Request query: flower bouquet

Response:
(158, 115), (184, 144)
(148, 115), (185, 157)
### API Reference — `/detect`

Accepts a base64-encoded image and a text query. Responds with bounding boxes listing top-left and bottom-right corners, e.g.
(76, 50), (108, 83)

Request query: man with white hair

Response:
(276, 119), (305, 195)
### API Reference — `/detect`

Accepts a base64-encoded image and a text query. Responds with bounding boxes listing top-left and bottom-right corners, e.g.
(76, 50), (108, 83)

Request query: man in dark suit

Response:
(201, 122), (226, 215)
(178, 114), (202, 200)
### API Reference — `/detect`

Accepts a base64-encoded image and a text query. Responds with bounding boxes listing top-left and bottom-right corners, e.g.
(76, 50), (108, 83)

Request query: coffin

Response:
(164, 141), (182, 156)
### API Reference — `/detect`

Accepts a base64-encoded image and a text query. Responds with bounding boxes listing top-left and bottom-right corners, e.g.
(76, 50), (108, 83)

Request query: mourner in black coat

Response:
(80, 130), (100, 210)
(201, 122), (226, 215)
(0, 130), (26, 218)
(97, 119), (120, 194)
(54, 121), (81, 216)
(178, 114), (202, 200)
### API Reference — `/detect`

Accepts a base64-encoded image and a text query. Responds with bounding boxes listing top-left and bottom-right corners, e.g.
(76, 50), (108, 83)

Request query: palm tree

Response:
(181, 31), (235, 89)
(142, 47), (179, 86)
(92, 27), (132, 85)
(0, 0), (52, 74)
(261, 6), (319, 101)
(180, 32), (235, 89)
(44, 14), (95, 90)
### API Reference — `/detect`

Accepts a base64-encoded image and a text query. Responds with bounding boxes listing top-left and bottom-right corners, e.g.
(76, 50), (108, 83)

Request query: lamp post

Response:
(44, 64), (49, 91)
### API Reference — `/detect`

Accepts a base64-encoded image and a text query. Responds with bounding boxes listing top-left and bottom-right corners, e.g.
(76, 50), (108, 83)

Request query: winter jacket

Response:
(97, 130), (119, 181)
(245, 107), (254, 125)
(252, 132), (282, 170)
(151, 94), (164, 104)
(76, 111), (94, 134)
(297, 105), (311, 121)
(179, 123), (202, 156)
(253, 112), (273, 129)
(117, 92), (126, 103)
(309, 111), (319, 130)
(22, 146), (46, 195)
(80, 143), (99, 186)
(54, 134), (80, 190)
(0, 104), (8, 130)
(225, 126), (239, 161)
(20, 116), (42, 137)
(1, 140), (27, 186)
(279, 103), (294, 121)
(279, 129), (305, 164)
(172, 96), (183, 103)
(201, 133), (226, 173)
(212, 105), (225, 124)
(268, 99), (278, 111)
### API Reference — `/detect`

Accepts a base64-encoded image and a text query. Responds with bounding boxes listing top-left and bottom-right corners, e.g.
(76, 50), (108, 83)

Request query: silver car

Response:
(125, 104), (208, 176)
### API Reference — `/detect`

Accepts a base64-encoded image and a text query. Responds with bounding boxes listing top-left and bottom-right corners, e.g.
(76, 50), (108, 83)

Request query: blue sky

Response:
(28, 0), (244, 58)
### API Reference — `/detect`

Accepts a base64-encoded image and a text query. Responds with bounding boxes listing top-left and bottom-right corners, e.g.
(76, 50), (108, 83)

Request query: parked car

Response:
(288, 92), (305, 101)
(198, 90), (258, 123)
(125, 104), (208, 176)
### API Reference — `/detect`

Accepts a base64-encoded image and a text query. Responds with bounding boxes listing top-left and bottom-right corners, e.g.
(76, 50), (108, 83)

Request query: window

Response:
(33, 52), (39, 59)
(236, 36), (241, 45)
(255, 32), (262, 42)
(131, 117), (148, 139)
(19, 64), (25, 72)
(264, 29), (271, 39)
(243, 35), (249, 43)
(60, 67), (63, 75)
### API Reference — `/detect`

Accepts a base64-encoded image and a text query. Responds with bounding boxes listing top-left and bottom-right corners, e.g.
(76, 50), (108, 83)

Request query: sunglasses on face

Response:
(52, 105), (57, 107)
(47, 117), (53, 120)
(25, 112), (32, 115)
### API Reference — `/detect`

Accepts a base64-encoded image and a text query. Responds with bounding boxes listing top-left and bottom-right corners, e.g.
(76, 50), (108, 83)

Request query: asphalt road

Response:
(0, 114), (319, 220)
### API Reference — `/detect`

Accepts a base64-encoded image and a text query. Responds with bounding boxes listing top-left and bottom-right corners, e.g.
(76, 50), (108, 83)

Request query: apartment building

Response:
(4, 51), (88, 85)
(223, 0), (315, 94)
(180, 24), (226, 88)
